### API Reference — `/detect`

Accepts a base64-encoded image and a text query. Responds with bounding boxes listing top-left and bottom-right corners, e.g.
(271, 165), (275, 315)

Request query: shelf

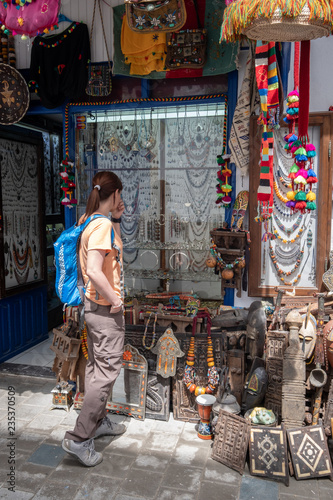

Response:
(123, 242), (210, 251)
(124, 269), (220, 282)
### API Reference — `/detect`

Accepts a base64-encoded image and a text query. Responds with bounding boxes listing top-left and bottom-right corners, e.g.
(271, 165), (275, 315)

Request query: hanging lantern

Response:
(221, 0), (332, 43)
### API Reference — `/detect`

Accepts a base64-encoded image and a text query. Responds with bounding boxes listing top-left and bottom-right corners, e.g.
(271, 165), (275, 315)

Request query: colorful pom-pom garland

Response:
(283, 88), (317, 214)
(216, 151), (232, 207)
(60, 156), (76, 208)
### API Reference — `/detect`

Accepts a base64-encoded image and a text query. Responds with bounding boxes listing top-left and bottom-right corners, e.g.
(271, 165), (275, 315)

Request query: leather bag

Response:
(124, 0), (187, 33)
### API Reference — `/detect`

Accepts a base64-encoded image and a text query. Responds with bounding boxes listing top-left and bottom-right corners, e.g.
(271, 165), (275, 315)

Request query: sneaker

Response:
(94, 416), (126, 438)
(62, 438), (103, 467)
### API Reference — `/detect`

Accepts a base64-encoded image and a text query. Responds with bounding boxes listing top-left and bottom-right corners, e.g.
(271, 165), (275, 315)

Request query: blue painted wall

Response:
(0, 286), (48, 363)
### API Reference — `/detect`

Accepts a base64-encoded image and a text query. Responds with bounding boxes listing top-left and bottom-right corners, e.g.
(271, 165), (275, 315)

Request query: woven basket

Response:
(243, 5), (331, 42)
(0, 63), (29, 125)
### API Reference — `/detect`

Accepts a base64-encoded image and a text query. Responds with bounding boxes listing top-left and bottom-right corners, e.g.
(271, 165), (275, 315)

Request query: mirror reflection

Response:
(112, 367), (141, 406)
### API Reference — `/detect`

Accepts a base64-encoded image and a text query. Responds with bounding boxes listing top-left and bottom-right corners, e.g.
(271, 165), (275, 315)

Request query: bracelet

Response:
(111, 217), (121, 223)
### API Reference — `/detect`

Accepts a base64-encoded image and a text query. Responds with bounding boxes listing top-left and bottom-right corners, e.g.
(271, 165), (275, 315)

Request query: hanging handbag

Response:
(86, 0), (112, 97)
(165, 0), (207, 70)
(124, 0), (187, 33)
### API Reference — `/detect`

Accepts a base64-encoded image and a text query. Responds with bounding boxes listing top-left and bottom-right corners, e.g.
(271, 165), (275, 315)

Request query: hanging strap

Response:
(298, 40), (310, 143)
(193, 0), (202, 29)
(90, 0), (112, 75)
(294, 41), (300, 91)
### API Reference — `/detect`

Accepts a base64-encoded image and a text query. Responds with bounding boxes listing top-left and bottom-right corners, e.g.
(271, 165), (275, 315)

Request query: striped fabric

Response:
(255, 41), (279, 219)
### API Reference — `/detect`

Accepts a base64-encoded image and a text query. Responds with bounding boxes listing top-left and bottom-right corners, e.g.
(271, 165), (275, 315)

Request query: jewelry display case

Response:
(74, 99), (227, 300)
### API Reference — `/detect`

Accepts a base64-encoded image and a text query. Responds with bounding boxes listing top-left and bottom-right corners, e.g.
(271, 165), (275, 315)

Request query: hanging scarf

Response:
(255, 41), (279, 224)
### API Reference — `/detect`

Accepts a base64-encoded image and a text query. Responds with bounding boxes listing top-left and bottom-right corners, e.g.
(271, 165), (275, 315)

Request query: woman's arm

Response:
(86, 249), (122, 313)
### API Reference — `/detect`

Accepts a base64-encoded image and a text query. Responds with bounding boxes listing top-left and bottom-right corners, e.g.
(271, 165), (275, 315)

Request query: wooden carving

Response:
(227, 349), (245, 406)
(324, 379), (333, 437)
(212, 410), (250, 474)
(249, 425), (289, 486)
(287, 425), (333, 480)
(264, 330), (288, 421)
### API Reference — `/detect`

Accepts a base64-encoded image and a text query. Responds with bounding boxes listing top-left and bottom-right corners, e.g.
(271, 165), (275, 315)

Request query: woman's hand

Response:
(110, 301), (123, 314)
(112, 200), (125, 220)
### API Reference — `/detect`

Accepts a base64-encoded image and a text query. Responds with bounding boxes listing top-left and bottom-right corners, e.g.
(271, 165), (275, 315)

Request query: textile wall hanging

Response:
(249, 425), (289, 486)
(220, 0), (332, 43)
(124, 0), (187, 33)
(113, 0), (239, 79)
(165, 0), (207, 70)
(0, 63), (29, 125)
(287, 425), (333, 480)
(0, 0), (60, 37)
(254, 41), (280, 231)
(121, 13), (167, 76)
(228, 41), (258, 178)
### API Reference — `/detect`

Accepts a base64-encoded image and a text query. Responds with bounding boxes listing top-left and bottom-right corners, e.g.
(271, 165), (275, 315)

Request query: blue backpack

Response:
(54, 214), (115, 306)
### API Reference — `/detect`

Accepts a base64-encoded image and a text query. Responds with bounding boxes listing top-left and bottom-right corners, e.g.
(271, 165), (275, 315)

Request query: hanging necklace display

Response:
(98, 113), (109, 158)
(151, 327), (184, 378)
(169, 251), (190, 272)
(142, 312), (158, 350)
(137, 110), (148, 156)
(189, 249), (209, 272)
(176, 107), (186, 156)
(183, 312), (219, 396)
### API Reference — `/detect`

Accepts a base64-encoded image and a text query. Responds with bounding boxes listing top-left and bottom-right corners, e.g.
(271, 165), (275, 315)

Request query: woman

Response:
(62, 171), (126, 467)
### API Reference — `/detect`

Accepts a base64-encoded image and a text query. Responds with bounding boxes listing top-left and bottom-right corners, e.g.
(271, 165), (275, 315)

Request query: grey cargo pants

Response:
(65, 298), (125, 442)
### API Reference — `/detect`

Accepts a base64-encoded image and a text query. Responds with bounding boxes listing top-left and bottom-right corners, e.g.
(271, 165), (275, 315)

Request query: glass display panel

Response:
(75, 101), (226, 300)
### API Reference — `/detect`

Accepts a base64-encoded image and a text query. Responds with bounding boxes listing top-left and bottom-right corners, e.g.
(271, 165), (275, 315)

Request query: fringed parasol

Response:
(221, 0), (332, 43)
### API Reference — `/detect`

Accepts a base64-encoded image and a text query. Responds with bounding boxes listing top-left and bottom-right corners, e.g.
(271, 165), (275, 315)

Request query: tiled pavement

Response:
(0, 338), (332, 499)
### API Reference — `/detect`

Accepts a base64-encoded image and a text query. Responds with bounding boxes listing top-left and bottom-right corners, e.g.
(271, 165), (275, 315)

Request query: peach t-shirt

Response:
(79, 216), (123, 305)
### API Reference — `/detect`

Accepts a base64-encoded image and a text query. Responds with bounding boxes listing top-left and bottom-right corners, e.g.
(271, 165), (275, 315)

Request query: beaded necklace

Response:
(273, 196), (293, 217)
(274, 243), (301, 264)
(183, 312), (219, 396)
(142, 312), (158, 350)
(273, 212), (303, 237)
(269, 240), (305, 285)
(273, 180), (289, 204)
(81, 323), (88, 360)
(210, 242), (245, 271)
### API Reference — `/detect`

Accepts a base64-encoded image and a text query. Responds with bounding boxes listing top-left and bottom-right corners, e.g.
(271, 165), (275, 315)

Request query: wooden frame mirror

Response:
(248, 113), (333, 297)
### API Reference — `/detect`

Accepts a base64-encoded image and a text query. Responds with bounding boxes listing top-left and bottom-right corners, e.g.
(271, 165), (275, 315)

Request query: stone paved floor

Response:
(0, 337), (332, 499)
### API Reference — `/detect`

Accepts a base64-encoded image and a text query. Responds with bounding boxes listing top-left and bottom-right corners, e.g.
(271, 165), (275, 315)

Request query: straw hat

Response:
(221, 0), (332, 43)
